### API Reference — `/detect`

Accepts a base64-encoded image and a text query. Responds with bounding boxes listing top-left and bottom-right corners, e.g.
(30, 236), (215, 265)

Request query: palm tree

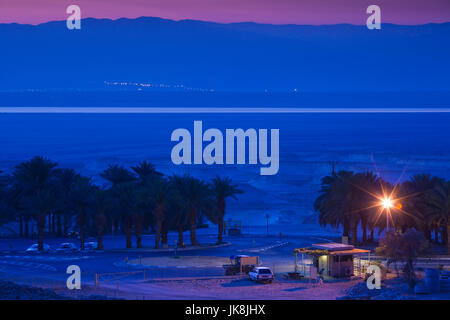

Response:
(112, 183), (137, 249)
(353, 171), (380, 244)
(12, 156), (57, 251)
(211, 176), (243, 243)
(171, 175), (212, 246)
(426, 179), (450, 251)
(315, 171), (355, 241)
(145, 177), (172, 248)
(69, 176), (93, 250)
(100, 164), (136, 187)
(402, 174), (439, 240)
(92, 186), (110, 250)
(166, 178), (189, 247)
(53, 168), (78, 236)
(0, 172), (14, 231)
(131, 161), (162, 186)
(101, 165), (136, 243)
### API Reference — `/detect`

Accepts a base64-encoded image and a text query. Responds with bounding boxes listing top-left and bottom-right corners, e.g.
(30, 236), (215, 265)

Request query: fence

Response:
(94, 270), (147, 286)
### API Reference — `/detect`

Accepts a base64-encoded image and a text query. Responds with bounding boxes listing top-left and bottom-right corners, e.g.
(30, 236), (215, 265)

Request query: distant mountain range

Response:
(0, 17), (449, 92)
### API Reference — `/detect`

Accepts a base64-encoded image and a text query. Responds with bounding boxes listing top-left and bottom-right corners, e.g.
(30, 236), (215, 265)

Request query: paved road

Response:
(0, 230), (325, 298)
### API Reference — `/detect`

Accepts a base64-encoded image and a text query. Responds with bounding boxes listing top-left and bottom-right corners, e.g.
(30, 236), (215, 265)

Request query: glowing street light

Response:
(382, 198), (393, 210)
(381, 197), (393, 231)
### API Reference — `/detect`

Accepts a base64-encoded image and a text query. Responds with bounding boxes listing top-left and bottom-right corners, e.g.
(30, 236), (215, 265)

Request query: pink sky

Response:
(1, 0), (449, 25)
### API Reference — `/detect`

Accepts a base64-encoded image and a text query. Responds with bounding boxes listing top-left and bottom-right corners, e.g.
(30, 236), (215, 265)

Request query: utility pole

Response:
(330, 160), (338, 176)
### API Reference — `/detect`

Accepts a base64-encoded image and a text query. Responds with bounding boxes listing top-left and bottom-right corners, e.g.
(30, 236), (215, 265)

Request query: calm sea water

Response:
(1, 112), (449, 225)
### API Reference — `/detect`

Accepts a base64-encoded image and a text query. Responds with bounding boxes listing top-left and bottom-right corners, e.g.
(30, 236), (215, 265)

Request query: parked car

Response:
(67, 231), (79, 238)
(223, 255), (259, 275)
(56, 242), (78, 253)
(25, 243), (51, 253)
(249, 267), (274, 283)
(83, 242), (98, 251)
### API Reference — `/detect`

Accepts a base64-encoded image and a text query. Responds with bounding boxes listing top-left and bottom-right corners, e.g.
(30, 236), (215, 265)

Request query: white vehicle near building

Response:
(83, 242), (98, 251)
(56, 242), (78, 253)
(248, 267), (274, 283)
(25, 243), (51, 253)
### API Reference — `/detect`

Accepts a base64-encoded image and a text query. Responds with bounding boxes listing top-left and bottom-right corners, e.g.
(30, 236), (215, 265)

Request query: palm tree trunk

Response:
(19, 215), (23, 238)
(134, 214), (143, 249)
(125, 220), (132, 249)
(96, 211), (105, 250)
(424, 226), (431, 241)
(343, 218), (350, 238)
(97, 229), (104, 250)
(161, 221), (168, 246)
(442, 223), (448, 246)
(155, 219), (162, 249)
(217, 198), (226, 244)
(447, 225), (450, 255)
(24, 218), (29, 238)
(37, 212), (46, 251)
(362, 220), (367, 245)
(78, 210), (86, 250)
(80, 224), (85, 251)
(218, 216), (224, 243)
(189, 208), (198, 246)
(57, 214), (62, 237)
(370, 227), (374, 242)
(352, 222), (358, 245)
(178, 225), (184, 247)
(51, 212), (56, 234)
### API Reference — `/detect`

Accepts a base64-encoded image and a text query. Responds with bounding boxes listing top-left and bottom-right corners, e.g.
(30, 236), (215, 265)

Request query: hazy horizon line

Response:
(2, 15), (449, 27)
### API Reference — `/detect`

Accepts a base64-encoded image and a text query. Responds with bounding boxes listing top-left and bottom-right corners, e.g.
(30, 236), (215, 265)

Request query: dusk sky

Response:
(0, 0), (449, 25)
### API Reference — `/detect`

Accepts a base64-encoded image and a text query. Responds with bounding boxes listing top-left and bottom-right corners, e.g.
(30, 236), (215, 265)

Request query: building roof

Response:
(312, 243), (355, 251)
(329, 248), (371, 256)
(293, 243), (371, 256)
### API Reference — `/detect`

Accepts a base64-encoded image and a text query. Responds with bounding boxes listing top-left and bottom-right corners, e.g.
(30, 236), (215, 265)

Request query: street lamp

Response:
(381, 197), (393, 231)
(265, 214), (270, 237)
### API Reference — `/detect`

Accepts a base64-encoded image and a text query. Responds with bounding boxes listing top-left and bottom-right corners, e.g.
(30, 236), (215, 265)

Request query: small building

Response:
(294, 243), (371, 278)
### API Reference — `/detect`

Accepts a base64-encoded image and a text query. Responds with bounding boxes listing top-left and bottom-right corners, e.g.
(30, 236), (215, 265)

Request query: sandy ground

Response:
(5, 273), (360, 300)
(134, 277), (361, 300)
(129, 256), (230, 268)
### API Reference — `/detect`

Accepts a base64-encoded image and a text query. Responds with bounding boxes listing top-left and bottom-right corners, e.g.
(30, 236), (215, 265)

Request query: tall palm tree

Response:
(92, 186), (110, 250)
(53, 168), (78, 237)
(402, 174), (439, 240)
(131, 161), (162, 186)
(112, 183), (137, 249)
(315, 171), (355, 241)
(145, 177), (172, 249)
(426, 179), (450, 251)
(100, 164), (136, 187)
(171, 175), (212, 246)
(69, 176), (93, 250)
(101, 165), (136, 242)
(211, 176), (243, 243)
(353, 171), (380, 244)
(12, 156), (57, 251)
(166, 178), (189, 247)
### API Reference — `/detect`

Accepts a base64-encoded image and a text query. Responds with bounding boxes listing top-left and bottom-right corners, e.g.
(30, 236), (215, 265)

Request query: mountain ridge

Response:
(0, 17), (448, 92)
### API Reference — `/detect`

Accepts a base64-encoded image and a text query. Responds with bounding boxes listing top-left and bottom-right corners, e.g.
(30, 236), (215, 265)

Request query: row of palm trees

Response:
(314, 170), (450, 249)
(0, 156), (242, 251)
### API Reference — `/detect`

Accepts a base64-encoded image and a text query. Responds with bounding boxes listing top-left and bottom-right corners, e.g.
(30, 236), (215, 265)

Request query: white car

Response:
(56, 242), (78, 253)
(249, 267), (274, 283)
(25, 243), (51, 253)
(83, 242), (98, 251)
